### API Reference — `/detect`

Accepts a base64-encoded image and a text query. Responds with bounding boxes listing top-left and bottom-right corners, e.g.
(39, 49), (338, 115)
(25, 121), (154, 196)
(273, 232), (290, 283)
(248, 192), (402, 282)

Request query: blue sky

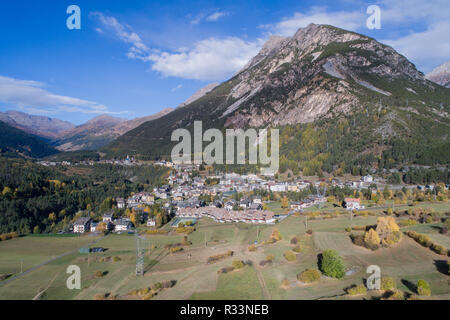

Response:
(0, 0), (448, 124)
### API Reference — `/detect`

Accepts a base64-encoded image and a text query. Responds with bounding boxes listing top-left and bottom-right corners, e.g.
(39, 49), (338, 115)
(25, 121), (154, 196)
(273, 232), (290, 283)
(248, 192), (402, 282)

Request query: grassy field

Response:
(0, 200), (448, 300)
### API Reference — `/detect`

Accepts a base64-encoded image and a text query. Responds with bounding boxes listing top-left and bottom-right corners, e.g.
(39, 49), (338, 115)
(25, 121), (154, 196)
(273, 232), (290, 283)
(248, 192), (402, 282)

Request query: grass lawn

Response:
(0, 200), (448, 300)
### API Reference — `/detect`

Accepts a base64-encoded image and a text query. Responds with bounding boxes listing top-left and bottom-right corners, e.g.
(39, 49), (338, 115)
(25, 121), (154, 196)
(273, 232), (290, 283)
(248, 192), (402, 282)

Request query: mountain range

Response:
(101, 23), (449, 173)
(1, 24), (449, 172)
(0, 110), (75, 139)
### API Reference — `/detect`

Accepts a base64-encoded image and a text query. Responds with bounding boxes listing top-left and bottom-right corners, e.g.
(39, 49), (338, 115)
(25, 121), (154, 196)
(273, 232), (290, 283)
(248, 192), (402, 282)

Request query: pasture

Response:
(0, 200), (448, 300)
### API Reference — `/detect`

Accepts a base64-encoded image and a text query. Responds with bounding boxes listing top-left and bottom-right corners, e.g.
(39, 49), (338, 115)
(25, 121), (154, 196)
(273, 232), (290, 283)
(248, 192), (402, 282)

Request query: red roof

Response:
(344, 198), (360, 203)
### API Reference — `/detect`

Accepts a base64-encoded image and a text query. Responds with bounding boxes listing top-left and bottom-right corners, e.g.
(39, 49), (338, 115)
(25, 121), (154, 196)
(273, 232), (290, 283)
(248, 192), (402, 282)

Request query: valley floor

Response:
(0, 201), (449, 300)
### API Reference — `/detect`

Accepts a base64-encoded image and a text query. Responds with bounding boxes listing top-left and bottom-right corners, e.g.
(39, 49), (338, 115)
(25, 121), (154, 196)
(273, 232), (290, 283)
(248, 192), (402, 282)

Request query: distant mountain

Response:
(0, 110), (75, 139)
(426, 61), (450, 88)
(177, 83), (219, 108)
(103, 24), (450, 171)
(53, 109), (173, 151)
(53, 114), (126, 151)
(0, 120), (58, 158)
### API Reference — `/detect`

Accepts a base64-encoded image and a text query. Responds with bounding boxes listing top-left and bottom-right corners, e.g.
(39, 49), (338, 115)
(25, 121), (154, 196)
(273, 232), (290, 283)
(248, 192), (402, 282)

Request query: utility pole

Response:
(305, 216), (308, 230)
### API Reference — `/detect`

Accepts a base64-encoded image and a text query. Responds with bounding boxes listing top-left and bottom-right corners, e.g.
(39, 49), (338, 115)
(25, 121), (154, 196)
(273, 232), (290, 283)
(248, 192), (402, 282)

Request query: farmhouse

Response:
(73, 217), (91, 233)
(102, 213), (113, 222)
(113, 219), (133, 232)
(344, 198), (364, 210)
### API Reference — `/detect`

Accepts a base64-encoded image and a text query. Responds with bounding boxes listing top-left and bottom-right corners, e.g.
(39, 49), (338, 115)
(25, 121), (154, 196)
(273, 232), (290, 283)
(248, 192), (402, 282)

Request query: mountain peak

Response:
(426, 61), (450, 88)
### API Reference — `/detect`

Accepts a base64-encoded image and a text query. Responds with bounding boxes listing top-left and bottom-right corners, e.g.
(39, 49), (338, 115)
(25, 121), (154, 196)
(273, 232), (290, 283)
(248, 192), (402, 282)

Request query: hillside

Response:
(0, 110), (74, 139)
(103, 24), (450, 173)
(0, 121), (58, 158)
(53, 109), (173, 151)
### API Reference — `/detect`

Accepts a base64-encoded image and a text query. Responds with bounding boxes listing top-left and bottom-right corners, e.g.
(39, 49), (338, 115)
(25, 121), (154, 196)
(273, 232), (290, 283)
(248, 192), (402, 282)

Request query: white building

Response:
(147, 218), (156, 227)
(73, 217), (91, 233)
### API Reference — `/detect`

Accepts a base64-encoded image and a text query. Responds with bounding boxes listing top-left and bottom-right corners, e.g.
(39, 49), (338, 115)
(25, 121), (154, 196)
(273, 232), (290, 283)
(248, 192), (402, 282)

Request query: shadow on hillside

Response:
(401, 279), (416, 293)
(434, 260), (449, 275)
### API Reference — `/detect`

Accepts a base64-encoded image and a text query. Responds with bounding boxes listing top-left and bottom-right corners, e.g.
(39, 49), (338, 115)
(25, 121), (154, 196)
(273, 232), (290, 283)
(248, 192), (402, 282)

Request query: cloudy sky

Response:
(0, 0), (448, 124)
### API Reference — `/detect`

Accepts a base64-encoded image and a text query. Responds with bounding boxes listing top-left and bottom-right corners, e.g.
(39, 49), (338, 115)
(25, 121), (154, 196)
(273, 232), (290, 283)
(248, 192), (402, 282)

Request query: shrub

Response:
(293, 245), (302, 253)
(320, 250), (345, 279)
(112, 256), (121, 262)
(364, 229), (380, 250)
(139, 287), (150, 295)
(306, 229), (313, 235)
(175, 226), (195, 234)
(152, 282), (162, 291)
(271, 229), (282, 241)
(383, 231), (402, 246)
(417, 279), (431, 296)
(207, 250), (234, 264)
(266, 254), (275, 262)
(346, 284), (367, 296)
(0, 232), (19, 241)
(381, 277), (396, 291)
(248, 244), (256, 252)
(170, 246), (183, 253)
(231, 260), (245, 269)
(142, 293), (154, 300)
(93, 293), (107, 300)
(281, 279), (290, 287)
(345, 227), (352, 233)
(431, 243), (447, 255)
(350, 234), (365, 247)
(95, 270), (106, 278)
(297, 269), (321, 283)
(283, 251), (297, 262)
(383, 289), (404, 300)
(218, 266), (234, 274)
(399, 219), (417, 226)
(444, 219), (450, 229)
(161, 280), (175, 288)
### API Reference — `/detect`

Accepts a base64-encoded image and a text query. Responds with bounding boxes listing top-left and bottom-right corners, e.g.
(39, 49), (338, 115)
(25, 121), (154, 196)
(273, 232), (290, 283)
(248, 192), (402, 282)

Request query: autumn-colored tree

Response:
(363, 228), (380, 250)
(48, 212), (56, 221)
(97, 222), (107, 232)
(281, 196), (289, 208)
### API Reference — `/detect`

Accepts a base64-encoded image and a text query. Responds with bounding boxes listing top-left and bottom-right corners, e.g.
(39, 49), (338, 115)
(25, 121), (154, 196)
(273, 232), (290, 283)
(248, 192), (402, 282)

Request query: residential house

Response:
(74, 217), (91, 233)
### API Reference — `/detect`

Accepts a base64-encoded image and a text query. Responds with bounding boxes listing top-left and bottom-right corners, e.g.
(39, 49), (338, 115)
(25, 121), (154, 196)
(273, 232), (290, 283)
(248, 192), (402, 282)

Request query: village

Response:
(67, 159), (442, 235)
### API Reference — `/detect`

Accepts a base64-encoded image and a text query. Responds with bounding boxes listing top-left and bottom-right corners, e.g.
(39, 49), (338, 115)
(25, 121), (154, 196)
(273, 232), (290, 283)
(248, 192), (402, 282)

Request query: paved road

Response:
(0, 234), (107, 288)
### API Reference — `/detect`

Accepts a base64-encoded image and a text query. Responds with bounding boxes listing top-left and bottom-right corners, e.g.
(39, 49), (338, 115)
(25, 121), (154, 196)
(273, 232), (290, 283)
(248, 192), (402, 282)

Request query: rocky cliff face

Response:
(221, 23), (426, 129)
(105, 24), (449, 161)
(426, 61), (450, 88)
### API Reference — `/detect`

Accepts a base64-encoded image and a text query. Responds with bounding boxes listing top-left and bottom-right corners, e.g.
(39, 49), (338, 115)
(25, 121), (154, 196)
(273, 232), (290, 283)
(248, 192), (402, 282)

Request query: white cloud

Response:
(148, 37), (264, 80)
(206, 12), (227, 22)
(171, 84), (183, 92)
(264, 7), (364, 36)
(384, 21), (450, 72)
(94, 13), (263, 80)
(0, 75), (125, 115)
(91, 12), (150, 61)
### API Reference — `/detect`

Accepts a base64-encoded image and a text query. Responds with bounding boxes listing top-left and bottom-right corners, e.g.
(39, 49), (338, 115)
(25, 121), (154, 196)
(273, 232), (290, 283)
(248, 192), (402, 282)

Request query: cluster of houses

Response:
(73, 213), (134, 234)
(176, 207), (277, 224)
(289, 195), (327, 210)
